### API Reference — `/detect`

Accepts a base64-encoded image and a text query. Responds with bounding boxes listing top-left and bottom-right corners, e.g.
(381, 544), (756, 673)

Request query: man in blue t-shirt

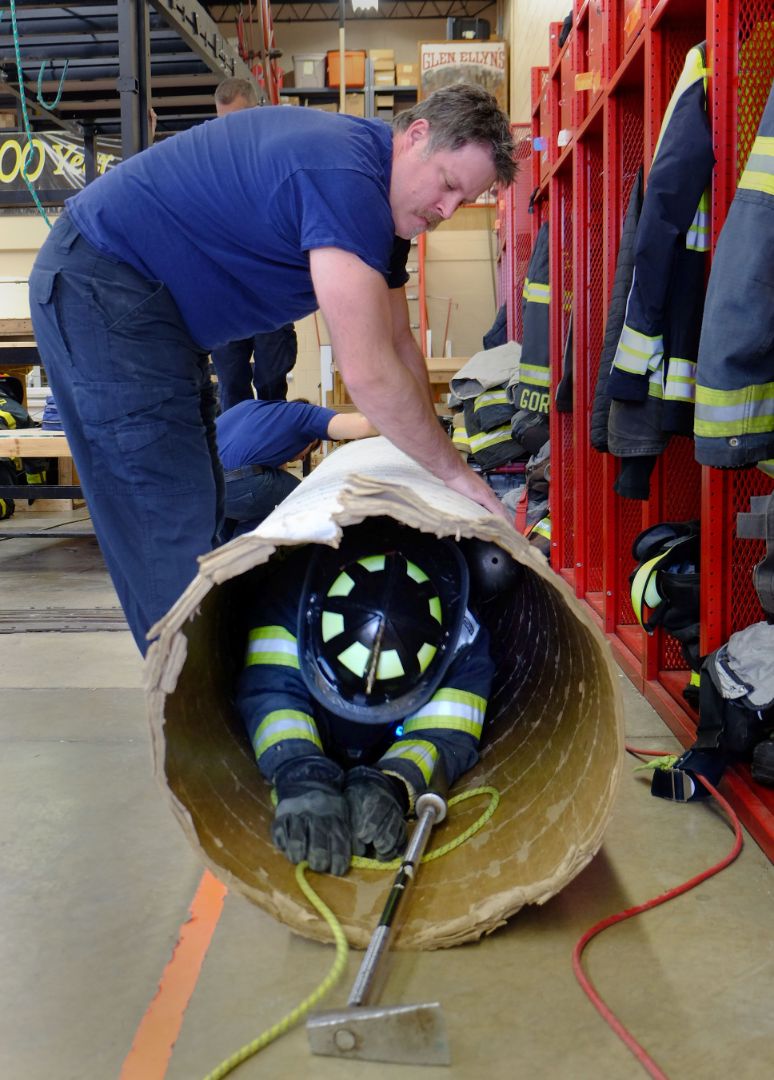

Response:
(211, 79), (299, 411)
(29, 83), (516, 653)
(216, 398), (376, 537)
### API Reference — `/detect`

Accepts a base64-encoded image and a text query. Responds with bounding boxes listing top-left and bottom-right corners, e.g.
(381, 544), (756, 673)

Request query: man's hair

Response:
(214, 77), (259, 109)
(393, 83), (516, 187)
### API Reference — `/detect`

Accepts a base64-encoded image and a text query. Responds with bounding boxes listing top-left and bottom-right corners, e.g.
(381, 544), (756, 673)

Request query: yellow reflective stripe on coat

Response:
(403, 688), (487, 740)
(653, 45), (708, 161)
(473, 389), (510, 412)
(245, 625), (299, 668)
(452, 426), (471, 450)
(519, 362), (550, 387)
(0, 409), (17, 428)
(694, 381), (774, 436)
(664, 358), (697, 402)
(686, 191), (711, 251)
(469, 425), (513, 453)
(737, 135), (774, 197)
(646, 367), (664, 400)
(614, 317), (664, 376)
(380, 739), (438, 784)
(522, 277), (550, 304)
(252, 710), (322, 758)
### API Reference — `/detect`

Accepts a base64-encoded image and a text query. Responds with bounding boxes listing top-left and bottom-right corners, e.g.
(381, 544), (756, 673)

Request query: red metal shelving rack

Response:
(514, 0), (774, 858)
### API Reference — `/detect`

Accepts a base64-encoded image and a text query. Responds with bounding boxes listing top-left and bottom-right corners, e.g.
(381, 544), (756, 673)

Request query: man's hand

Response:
(445, 466), (513, 522)
(344, 766), (409, 861)
(271, 756), (351, 875)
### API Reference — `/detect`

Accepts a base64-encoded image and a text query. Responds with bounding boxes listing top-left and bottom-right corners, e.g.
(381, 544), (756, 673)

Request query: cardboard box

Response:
(327, 49), (366, 88)
(370, 49), (395, 62)
(396, 62), (418, 86)
(375, 94), (395, 107)
(292, 53), (325, 88)
(372, 58), (396, 71)
(373, 69), (396, 87)
(344, 93), (365, 117)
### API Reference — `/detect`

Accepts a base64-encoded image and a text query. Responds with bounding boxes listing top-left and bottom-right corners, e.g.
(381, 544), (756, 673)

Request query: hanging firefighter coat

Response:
(606, 43), (714, 460)
(507, 221), (550, 417)
(694, 74), (774, 469)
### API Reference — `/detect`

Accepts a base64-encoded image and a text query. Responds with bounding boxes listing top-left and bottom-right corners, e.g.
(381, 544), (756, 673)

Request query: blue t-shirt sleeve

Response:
(287, 402), (337, 442)
(272, 168), (395, 278)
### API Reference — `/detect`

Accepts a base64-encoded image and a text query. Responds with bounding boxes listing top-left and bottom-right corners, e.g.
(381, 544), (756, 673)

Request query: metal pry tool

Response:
(306, 781), (451, 1066)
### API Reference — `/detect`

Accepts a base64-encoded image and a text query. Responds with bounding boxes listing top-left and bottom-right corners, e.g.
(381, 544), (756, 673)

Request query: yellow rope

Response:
(201, 785), (499, 1080)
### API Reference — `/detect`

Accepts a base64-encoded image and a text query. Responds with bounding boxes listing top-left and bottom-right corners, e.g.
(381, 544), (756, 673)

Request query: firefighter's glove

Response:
(344, 766), (409, 862)
(271, 755), (351, 876)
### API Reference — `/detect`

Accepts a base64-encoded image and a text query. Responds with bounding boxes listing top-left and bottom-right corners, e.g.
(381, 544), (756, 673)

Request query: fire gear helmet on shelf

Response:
(629, 520), (701, 672)
(298, 520), (470, 725)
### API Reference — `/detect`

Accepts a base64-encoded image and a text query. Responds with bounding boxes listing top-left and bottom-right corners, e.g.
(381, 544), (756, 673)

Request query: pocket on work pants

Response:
(73, 381), (208, 497)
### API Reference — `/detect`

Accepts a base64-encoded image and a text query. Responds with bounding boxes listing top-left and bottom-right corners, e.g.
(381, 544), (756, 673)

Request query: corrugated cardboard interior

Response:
(147, 440), (623, 950)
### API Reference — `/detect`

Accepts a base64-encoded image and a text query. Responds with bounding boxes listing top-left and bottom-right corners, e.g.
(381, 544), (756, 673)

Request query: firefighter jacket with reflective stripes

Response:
(507, 221), (550, 417)
(591, 169), (644, 453)
(607, 43), (714, 437)
(694, 74), (774, 468)
(234, 576), (495, 805)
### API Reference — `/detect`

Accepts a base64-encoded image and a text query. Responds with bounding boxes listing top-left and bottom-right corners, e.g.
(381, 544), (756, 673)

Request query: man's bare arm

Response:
(387, 285), (436, 411)
(326, 412), (378, 440)
(310, 247), (508, 520)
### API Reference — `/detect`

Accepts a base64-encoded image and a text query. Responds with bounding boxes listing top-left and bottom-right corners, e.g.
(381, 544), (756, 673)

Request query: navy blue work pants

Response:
(29, 214), (224, 653)
(211, 324), (297, 413)
(223, 467), (300, 539)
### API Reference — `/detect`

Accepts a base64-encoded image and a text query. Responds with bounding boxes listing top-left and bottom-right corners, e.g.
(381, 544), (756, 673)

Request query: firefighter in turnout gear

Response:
(234, 519), (495, 876)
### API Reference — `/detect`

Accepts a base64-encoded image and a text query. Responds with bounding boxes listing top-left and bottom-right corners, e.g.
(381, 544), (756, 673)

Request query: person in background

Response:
(216, 397), (376, 537)
(213, 77), (298, 411)
(235, 519), (495, 875)
(29, 84), (516, 653)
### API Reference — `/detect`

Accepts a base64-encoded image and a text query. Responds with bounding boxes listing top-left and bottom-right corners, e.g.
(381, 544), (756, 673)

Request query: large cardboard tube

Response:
(146, 439), (624, 949)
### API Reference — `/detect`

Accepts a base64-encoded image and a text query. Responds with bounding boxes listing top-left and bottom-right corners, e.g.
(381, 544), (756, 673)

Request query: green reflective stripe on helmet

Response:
(469, 425), (512, 453)
(417, 641), (438, 671)
(358, 554), (386, 573)
(380, 739), (438, 784)
(522, 278), (550, 304)
(376, 648), (404, 680)
(519, 362), (550, 387)
(428, 596), (442, 623)
(630, 554), (664, 626)
(337, 639), (370, 677)
(245, 626), (299, 668)
(473, 389), (510, 411)
(614, 321), (664, 375)
(405, 559), (429, 584)
(404, 689), (486, 739)
(328, 570), (355, 597)
(321, 610), (345, 643)
(252, 710), (322, 758)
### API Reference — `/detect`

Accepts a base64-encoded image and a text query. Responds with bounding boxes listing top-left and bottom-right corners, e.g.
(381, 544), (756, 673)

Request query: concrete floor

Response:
(1, 509), (773, 1080)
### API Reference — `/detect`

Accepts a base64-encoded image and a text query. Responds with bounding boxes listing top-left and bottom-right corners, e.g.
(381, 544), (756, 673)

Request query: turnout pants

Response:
(29, 213), (224, 653)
